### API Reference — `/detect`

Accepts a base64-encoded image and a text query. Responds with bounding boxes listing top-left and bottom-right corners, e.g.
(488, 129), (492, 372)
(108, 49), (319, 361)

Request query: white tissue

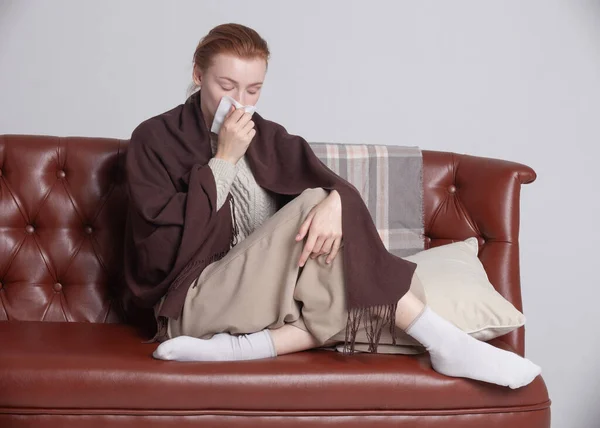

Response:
(210, 96), (257, 134)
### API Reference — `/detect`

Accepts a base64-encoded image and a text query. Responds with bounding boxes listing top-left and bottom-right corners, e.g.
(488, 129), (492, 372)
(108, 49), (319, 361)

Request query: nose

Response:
(232, 90), (247, 106)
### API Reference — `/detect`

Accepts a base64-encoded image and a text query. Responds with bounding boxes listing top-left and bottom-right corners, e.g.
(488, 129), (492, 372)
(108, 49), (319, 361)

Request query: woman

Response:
(124, 23), (541, 389)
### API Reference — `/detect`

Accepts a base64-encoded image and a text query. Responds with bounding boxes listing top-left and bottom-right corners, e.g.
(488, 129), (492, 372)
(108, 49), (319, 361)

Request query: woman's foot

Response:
(152, 330), (277, 362)
(405, 306), (541, 389)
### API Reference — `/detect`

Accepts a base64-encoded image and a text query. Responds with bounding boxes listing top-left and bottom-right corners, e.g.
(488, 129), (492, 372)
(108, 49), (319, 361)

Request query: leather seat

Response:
(0, 321), (550, 415)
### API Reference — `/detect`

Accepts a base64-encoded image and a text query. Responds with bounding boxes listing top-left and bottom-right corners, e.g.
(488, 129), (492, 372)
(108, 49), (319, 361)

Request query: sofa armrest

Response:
(421, 150), (537, 357)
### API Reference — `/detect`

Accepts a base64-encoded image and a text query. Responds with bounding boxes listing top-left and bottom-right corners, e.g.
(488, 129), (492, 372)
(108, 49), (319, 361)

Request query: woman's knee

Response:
(298, 187), (329, 207)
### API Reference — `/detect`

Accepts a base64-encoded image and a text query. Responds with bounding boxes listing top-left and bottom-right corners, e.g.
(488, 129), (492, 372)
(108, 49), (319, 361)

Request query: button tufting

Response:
(84, 226), (93, 234)
(448, 184), (457, 194)
(57, 170), (66, 179)
(53, 282), (62, 292)
(424, 236), (432, 243)
(25, 225), (35, 234)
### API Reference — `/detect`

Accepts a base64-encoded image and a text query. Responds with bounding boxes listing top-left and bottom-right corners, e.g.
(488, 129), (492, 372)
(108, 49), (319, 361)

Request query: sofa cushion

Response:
(405, 237), (526, 341)
(0, 321), (550, 415)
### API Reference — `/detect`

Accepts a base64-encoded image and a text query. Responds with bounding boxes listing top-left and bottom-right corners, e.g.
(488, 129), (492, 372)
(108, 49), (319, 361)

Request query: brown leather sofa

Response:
(0, 135), (551, 427)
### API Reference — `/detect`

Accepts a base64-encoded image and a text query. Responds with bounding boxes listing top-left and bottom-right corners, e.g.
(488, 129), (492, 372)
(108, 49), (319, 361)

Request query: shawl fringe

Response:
(229, 194), (240, 248)
(342, 302), (399, 354)
(141, 315), (169, 344)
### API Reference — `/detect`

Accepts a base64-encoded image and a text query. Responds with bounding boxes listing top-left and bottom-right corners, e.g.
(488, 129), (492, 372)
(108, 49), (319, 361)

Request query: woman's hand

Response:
(295, 190), (342, 267)
(215, 105), (256, 165)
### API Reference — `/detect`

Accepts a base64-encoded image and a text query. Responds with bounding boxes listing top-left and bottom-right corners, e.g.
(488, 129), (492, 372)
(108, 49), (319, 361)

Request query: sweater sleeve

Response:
(208, 157), (238, 210)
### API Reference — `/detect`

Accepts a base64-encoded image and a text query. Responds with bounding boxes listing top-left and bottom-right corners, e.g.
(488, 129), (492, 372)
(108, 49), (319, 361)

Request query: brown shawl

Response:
(123, 90), (417, 353)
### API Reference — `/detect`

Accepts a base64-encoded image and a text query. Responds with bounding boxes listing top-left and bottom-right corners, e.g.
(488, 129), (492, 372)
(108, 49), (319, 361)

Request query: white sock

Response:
(152, 329), (277, 362)
(405, 306), (542, 389)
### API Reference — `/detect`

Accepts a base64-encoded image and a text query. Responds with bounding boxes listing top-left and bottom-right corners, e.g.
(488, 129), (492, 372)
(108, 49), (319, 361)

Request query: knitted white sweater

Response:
(207, 133), (278, 246)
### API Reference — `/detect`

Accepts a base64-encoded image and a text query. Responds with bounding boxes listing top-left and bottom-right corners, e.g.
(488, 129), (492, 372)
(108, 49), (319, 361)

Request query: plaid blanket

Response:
(308, 142), (424, 258)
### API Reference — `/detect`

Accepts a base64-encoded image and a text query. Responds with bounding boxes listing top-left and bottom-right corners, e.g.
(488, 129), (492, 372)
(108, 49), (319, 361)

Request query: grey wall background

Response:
(1, 1), (598, 426)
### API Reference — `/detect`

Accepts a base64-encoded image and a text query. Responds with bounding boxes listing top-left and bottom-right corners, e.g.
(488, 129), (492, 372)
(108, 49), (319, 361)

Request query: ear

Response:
(192, 65), (202, 86)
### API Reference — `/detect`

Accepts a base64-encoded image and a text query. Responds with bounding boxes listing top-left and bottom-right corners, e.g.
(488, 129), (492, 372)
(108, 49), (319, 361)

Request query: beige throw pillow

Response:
(403, 237), (526, 341)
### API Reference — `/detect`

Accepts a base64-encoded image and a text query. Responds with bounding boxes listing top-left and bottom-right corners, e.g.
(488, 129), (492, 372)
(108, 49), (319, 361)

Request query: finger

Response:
(225, 105), (236, 119)
(235, 110), (253, 127)
(230, 106), (247, 123)
(311, 236), (334, 259)
(320, 237), (335, 255)
(296, 212), (314, 241)
(241, 118), (255, 134)
(310, 235), (326, 257)
(326, 238), (342, 264)
(223, 106), (245, 127)
(299, 232), (318, 267)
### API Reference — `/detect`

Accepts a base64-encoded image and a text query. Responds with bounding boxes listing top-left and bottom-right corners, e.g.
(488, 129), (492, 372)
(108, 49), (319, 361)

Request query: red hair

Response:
(188, 23), (270, 96)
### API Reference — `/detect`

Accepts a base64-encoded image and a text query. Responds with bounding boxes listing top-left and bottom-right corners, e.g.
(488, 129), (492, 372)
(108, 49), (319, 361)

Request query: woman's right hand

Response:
(215, 105), (256, 165)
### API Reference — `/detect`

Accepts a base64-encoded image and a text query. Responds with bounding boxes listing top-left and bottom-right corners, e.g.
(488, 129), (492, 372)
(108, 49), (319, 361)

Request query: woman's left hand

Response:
(295, 190), (342, 267)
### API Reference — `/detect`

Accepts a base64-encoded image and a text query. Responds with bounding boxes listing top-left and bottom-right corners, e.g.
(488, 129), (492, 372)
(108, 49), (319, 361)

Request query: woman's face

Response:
(194, 53), (267, 130)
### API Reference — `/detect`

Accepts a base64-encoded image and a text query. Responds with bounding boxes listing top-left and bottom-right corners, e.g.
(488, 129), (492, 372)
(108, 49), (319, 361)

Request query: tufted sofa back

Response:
(0, 135), (128, 324)
(0, 135), (536, 356)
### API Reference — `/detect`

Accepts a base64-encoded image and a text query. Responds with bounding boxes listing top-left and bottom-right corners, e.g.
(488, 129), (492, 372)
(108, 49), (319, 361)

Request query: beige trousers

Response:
(154, 188), (427, 354)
